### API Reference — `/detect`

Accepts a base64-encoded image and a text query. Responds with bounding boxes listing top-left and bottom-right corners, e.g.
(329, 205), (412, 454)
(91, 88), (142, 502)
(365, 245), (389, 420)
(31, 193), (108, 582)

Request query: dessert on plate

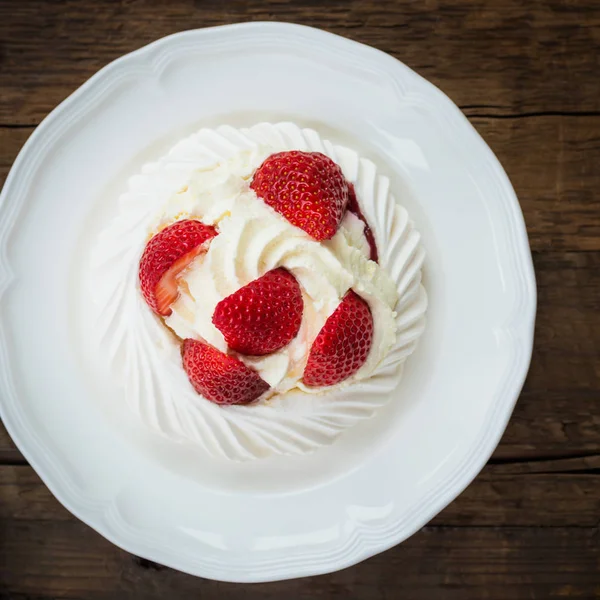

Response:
(91, 122), (427, 460)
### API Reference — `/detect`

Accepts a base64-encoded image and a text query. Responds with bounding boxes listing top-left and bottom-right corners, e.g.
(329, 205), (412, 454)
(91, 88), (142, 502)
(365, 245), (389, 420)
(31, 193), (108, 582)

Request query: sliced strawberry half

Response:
(139, 219), (217, 316)
(250, 150), (349, 241)
(182, 339), (269, 405)
(303, 290), (373, 387)
(212, 268), (303, 356)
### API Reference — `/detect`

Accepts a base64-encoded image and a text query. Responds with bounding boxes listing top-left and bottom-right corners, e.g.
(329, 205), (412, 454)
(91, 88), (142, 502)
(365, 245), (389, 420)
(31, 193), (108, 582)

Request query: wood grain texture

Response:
(494, 250), (600, 460)
(0, 424), (21, 464)
(1, 0), (600, 124)
(1, 468), (599, 598)
(1, 514), (599, 599)
(1, 464), (598, 527)
(474, 116), (600, 253)
(1, 247), (598, 462)
(1, 0), (599, 597)
(3, 115), (599, 252)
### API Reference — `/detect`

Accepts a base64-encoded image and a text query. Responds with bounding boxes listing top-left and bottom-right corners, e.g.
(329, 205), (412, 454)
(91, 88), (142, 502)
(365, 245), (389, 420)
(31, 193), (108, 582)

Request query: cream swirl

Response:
(90, 123), (427, 460)
(159, 156), (398, 395)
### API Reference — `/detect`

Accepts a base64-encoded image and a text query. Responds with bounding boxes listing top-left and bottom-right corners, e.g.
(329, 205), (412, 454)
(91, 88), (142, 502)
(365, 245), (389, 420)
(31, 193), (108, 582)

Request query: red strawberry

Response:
(250, 151), (349, 241)
(182, 339), (269, 405)
(212, 268), (303, 356)
(139, 220), (217, 316)
(303, 290), (373, 387)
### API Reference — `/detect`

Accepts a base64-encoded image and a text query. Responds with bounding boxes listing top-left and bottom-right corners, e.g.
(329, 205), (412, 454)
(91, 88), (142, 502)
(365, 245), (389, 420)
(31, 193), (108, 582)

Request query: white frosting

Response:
(158, 153), (398, 395)
(90, 123), (427, 460)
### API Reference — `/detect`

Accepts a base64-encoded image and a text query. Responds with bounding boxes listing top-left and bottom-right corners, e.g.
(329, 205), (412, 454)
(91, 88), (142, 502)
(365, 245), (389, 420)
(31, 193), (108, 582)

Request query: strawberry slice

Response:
(212, 268), (303, 356)
(303, 290), (373, 387)
(250, 151), (349, 241)
(139, 220), (217, 316)
(182, 339), (269, 405)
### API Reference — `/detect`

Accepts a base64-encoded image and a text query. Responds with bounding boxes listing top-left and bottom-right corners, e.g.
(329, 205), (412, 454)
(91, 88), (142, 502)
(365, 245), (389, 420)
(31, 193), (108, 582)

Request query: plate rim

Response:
(0, 21), (537, 582)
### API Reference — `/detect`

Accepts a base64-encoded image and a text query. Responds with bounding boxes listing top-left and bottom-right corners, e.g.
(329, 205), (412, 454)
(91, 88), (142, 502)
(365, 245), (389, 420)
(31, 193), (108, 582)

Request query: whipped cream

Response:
(157, 151), (398, 396)
(90, 123), (427, 460)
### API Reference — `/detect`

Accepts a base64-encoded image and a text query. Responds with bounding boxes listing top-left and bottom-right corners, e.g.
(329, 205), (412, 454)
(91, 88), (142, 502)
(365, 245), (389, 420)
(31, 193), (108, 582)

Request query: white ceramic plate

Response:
(0, 23), (536, 582)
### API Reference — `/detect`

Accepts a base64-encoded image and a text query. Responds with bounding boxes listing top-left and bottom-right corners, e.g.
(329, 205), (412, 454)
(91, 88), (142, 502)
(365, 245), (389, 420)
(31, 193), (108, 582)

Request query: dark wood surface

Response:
(1, 0), (599, 598)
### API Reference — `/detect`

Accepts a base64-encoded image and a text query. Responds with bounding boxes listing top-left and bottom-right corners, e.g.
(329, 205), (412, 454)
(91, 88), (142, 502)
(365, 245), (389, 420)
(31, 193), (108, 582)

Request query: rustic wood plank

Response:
(0, 509), (598, 599)
(474, 115), (600, 253)
(494, 250), (600, 460)
(0, 133), (19, 467)
(0, 423), (23, 464)
(433, 470), (600, 528)
(0, 143), (600, 462)
(2, 463), (598, 528)
(0, 126), (32, 185)
(0, 120), (25, 466)
(0, 0), (599, 124)
(2, 248), (598, 464)
(2, 113), (600, 252)
(1, 1), (598, 597)
(2, 121), (600, 463)
(0, 467), (68, 521)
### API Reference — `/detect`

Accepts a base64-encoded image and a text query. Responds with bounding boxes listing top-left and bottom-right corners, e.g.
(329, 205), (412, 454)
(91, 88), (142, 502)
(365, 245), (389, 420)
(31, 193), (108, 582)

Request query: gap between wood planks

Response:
(1, 440), (599, 474)
(487, 452), (600, 476)
(0, 450), (28, 466)
(462, 108), (600, 119)
(2, 110), (600, 129)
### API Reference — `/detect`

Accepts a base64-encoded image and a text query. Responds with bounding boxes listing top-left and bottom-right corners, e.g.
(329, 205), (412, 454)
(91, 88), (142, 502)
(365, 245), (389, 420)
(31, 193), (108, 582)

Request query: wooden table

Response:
(1, 1), (599, 598)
